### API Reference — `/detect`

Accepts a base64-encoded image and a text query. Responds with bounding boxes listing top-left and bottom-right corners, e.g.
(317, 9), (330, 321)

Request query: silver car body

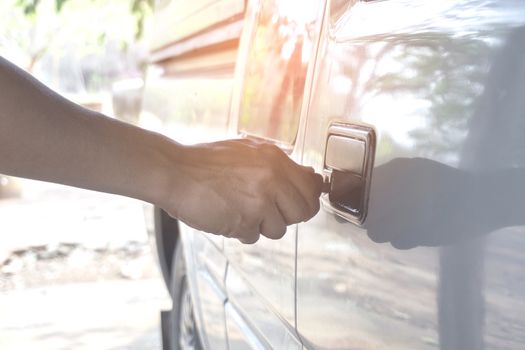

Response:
(143, 0), (525, 349)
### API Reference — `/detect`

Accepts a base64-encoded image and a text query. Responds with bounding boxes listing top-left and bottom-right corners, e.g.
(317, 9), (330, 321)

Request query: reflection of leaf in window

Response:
(333, 32), (491, 161)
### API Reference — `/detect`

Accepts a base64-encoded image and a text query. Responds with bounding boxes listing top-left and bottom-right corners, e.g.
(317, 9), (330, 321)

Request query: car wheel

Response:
(169, 242), (204, 350)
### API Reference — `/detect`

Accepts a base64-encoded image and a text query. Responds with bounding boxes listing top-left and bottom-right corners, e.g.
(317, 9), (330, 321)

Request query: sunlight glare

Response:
(276, 0), (319, 25)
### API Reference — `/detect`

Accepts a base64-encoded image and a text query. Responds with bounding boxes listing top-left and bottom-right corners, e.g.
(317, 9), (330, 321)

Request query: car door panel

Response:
(225, 262), (303, 350)
(223, 0), (326, 348)
(225, 302), (268, 350)
(191, 231), (228, 350)
(297, 1), (525, 349)
(225, 231), (297, 332)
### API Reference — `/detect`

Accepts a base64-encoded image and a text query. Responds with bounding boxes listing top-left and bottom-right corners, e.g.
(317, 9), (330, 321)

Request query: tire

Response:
(169, 242), (204, 350)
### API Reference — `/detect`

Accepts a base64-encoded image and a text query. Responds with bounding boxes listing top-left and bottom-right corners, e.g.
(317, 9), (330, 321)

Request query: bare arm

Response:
(0, 57), (322, 243)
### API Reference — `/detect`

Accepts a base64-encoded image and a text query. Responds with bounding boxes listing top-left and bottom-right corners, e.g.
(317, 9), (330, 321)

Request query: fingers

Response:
(275, 180), (321, 226)
(233, 222), (261, 244)
(260, 204), (287, 240)
(275, 187), (309, 225)
(294, 169), (323, 211)
(238, 235), (260, 245)
(186, 140), (322, 244)
(235, 203), (287, 243)
(274, 168), (322, 224)
(230, 213), (261, 244)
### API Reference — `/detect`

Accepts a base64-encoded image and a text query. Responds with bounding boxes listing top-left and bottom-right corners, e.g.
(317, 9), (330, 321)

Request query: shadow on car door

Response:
(297, 1), (525, 350)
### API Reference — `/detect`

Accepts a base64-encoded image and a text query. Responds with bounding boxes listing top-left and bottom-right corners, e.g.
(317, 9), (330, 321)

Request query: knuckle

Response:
(299, 201), (313, 221)
(232, 213), (244, 232)
(281, 204), (305, 225)
(287, 212), (304, 225)
(304, 166), (315, 173)
(272, 225), (287, 240)
(304, 172), (323, 196)
(261, 223), (287, 240)
(261, 143), (281, 155)
(310, 198), (321, 217)
(236, 215), (261, 236)
(217, 224), (232, 238)
(239, 234), (260, 245)
(261, 144), (286, 163)
(312, 172), (324, 189)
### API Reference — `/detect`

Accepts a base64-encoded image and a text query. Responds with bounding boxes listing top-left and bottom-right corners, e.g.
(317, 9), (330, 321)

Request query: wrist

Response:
(144, 135), (191, 216)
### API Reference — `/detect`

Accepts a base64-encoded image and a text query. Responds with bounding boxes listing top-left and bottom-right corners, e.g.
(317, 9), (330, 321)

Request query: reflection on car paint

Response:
(238, 0), (319, 144)
(298, 1), (525, 349)
(224, 0), (325, 348)
(225, 263), (302, 350)
(225, 228), (299, 349)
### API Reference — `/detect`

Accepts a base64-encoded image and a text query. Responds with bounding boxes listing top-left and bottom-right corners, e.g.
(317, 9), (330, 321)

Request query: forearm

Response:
(0, 56), (322, 243)
(0, 56), (177, 205)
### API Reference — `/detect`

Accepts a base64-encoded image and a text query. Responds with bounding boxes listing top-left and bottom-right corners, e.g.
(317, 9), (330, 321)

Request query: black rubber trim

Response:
(153, 206), (179, 292)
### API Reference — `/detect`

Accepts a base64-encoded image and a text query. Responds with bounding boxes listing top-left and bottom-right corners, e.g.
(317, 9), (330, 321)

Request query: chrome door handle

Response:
(322, 122), (376, 225)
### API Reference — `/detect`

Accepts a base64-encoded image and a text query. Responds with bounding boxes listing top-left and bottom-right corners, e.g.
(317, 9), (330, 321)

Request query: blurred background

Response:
(0, 1), (170, 349)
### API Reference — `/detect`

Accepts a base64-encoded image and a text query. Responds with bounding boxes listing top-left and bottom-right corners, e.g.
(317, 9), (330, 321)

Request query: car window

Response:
(330, 0), (355, 23)
(238, 0), (319, 145)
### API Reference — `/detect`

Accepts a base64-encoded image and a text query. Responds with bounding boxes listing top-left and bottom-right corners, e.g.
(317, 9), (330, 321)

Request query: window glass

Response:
(238, 0), (320, 145)
(330, 0), (351, 22)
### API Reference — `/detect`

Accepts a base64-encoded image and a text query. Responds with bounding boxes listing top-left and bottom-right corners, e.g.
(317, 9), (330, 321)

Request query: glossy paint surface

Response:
(224, 227), (298, 348)
(298, 1), (525, 349)
(225, 262), (302, 350)
(146, 0), (525, 349)
(223, 0), (325, 348)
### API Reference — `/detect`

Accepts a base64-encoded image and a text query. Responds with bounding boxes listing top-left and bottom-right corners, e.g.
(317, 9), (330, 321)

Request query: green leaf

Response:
(16, 0), (40, 15)
(55, 0), (69, 12)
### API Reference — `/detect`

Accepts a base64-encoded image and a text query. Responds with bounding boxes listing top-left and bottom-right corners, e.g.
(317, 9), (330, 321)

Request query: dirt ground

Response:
(0, 178), (171, 350)
(0, 241), (159, 291)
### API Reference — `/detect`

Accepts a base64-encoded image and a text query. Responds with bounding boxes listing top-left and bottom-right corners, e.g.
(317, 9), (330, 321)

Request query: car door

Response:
(222, 0), (326, 348)
(297, 1), (525, 349)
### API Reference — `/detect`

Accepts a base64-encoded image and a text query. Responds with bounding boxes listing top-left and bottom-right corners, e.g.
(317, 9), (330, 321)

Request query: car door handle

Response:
(322, 122), (376, 225)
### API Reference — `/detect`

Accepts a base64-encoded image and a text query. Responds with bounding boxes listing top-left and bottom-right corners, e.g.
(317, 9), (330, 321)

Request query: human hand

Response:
(160, 139), (323, 244)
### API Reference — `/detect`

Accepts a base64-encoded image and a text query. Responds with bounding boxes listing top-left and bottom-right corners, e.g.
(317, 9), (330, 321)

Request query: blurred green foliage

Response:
(1, 0), (154, 78)
(15, 0), (153, 39)
(131, 0), (155, 39)
(16, 0), (68, 13)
